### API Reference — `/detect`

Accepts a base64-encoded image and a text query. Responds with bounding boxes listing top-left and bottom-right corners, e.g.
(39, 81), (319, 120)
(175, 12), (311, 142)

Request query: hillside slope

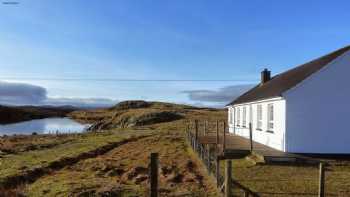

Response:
(69, 100), (220, 130)
(1, 101), (226, 196)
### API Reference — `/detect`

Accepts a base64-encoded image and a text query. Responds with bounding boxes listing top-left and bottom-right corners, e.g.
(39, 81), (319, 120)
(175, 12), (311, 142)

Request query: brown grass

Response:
(1, 101), (225, 196)
(0, 187), (25, 197)
(26, 131), (219, 196)
(8, 100), (350, 196)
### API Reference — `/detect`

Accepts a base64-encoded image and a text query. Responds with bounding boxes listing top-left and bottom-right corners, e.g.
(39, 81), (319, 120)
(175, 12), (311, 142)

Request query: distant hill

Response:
(0, 105), (78, 124)
(69, 100), (224, 130)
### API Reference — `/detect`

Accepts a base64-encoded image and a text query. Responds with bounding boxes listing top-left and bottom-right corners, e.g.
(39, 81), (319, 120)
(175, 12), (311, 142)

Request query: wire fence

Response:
(183, 119), (348, 197)
(186, 126), (258, 197)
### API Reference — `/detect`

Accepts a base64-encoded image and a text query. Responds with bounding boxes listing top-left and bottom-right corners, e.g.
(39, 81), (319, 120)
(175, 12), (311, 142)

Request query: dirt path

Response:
(25, 132), (219, 196)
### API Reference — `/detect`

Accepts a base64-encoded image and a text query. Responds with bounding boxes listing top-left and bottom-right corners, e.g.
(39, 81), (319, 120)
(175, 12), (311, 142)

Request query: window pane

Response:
(271, 105), (274, 121)
(243, 107), (246, 126)
(237, 108), (240, 126)
(267, 104), (274, 130)
(257, 104), (262, 129)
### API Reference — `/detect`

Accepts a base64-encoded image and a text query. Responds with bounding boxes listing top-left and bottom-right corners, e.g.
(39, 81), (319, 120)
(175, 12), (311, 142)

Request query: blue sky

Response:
(1, 0), (350, 107)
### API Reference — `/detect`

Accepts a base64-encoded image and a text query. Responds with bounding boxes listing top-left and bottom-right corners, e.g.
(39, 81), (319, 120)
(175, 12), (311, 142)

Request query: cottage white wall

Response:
(228, 98), (286, 151)
(284, 50), (350, 154)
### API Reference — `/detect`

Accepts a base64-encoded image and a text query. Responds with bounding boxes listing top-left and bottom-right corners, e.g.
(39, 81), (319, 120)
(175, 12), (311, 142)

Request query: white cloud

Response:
(0, 81), (47, 105)
(0, 81), (117, 108)
(182, 84), (254, 105)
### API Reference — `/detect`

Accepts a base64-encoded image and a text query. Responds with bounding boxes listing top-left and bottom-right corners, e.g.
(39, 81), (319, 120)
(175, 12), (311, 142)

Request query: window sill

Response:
(266, 130), (274, 133)
(256, 128), (262, 131)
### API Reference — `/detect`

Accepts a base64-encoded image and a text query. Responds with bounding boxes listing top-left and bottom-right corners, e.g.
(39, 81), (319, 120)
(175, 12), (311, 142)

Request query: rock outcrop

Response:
(88, 110), (183, 130)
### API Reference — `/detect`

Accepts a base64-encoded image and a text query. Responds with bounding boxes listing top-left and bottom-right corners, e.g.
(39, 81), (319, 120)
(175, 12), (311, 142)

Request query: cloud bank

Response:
(44, 97), (117, 108)
(182, 84), (254, 106)
(0, 81), (253, 108)
(0, 81), (117, 108)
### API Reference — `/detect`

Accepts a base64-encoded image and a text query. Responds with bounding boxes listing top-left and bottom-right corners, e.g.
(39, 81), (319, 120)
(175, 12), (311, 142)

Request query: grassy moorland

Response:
(0, 101), (224, 196)
(1, 100), (350, 196)
(0, 131), (148, 182)
(224, 158), (350, 196)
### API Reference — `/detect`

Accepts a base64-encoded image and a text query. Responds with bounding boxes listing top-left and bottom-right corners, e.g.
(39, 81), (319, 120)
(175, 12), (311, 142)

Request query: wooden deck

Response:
(198, 133), (315, 162)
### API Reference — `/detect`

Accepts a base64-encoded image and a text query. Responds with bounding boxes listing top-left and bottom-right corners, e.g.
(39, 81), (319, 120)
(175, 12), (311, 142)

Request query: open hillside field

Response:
(0, 101), (225, 196)
(1, 101), (350, 196)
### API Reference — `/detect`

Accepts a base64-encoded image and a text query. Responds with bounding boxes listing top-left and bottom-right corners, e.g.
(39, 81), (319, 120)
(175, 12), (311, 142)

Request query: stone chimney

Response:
(261, 68), (271, 84)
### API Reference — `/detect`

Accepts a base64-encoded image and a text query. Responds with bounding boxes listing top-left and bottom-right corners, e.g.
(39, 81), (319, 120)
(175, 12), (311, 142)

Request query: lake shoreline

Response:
(0, 117), (91, 136)
(0, 105), (77, 125)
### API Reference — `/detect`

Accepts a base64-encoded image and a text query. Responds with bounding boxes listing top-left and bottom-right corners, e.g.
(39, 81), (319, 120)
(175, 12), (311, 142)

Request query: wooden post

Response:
(192, 136), (195, 150)
(188, 124), (191, 140)
(223, 121), (226, 152)
(191, 121), (195, 150)
(150, 153), (159, 197)
(319, 162), (325, 197)
(249, 123), (253, 152)
(207, 146), (211, 174)
(195, 120), (199, 150)
(190, 120), (193, 134)
(244, 191), (249, 197)
(195, 120), (199, 140)
(216, 157), (220, 187)
(216, 120), (219, 145)
(200, 144), (204, 159)
(225, 160), (232, 197)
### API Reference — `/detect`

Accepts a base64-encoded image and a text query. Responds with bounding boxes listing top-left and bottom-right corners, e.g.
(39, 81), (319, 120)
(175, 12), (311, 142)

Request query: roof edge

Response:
(228, 96), (284, 106)
(282, 47), (350, 97)
(227, 45), (350, 106)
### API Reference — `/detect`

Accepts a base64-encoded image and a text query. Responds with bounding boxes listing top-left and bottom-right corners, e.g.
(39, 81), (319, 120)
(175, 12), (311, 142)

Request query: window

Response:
(267, 104), (274, 132)
(249, 106), (253, 126)
(229, 108), (233, 124)
(236, 107), (240, 126)
(242, 107), (247, 127)
(257, 104), (262, 130)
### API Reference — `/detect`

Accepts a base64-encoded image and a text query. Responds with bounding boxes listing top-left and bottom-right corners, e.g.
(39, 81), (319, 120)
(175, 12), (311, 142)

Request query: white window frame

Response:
(242, 107), (247, 127)
(267, 103), (274, 133)
(236, 107), (240, 126)
(257, 104), (263, 130)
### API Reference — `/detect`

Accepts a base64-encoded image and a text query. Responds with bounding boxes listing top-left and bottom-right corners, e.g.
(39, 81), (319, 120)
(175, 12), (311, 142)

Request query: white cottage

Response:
(227, 46), (350, 154)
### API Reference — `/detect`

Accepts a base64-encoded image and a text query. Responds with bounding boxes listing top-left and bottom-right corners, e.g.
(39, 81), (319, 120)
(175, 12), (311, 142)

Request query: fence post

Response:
(223, 121), (226, 152)
(249, 123), (253, 152)
(216, 120), (219, 145)
(192, 121), (196, 150)
(225, 160), (232, 197)
(216, 157), (220, 187)
(202, 144), (205, 160)
(244, 191), (249, 197)
(200, 144), (204, 159)
(207, 146), (211, 174)
(195, 120), (199, 151)
(195, 120), (199, 140)
(319, 162), (325, 197)
(150, 153), (159, 197)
